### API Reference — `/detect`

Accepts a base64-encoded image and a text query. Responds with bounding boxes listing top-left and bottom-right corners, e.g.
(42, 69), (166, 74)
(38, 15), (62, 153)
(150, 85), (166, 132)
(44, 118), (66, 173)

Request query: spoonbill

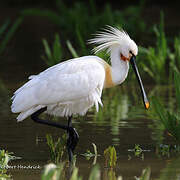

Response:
(11, 26), (149, 161)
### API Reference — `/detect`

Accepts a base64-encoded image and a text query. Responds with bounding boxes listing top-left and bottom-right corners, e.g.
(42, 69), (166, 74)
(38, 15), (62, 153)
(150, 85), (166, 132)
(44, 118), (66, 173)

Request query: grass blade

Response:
(0, 19), (10, 36)
(152, 97), (167, 127)
(42, 39), (52, 66)
(174, 71), (180, 110)
(53, 33), (62, 63)
(66, 40), (79, 58)
(0, 17), (23, 55)
(88, 165), (100, 180)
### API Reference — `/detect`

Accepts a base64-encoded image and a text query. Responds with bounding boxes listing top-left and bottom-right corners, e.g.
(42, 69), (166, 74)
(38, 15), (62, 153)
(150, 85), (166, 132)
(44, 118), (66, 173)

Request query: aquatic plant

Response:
(134, 167), (151, 180)
(81, 143), (100, 165)
(104, 146), (117, 168)
(42, 161), (153, 180)
(128, 144), (146, 161)
(134, 144), (143, 157)
(46, 133), (67, 163)
(138, 12), (180, 84)
(151, 71), (180, 142)
(155, 144), (180, 158)
(156, 144), (170, 157)
(0, 149), (21, 179)
(41, 33), (63, 67)
(81, 143), (99, 159)
(42, 163), (100, 180)
(42, 163), (64, 180)
(138, 12), (167, 83)
(0, 149), (11, 179)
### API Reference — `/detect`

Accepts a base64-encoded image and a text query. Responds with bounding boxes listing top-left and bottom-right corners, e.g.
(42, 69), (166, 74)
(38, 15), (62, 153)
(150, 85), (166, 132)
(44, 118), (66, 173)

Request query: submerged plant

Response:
(104, 146), (117, 168)
(81, 143), (99, 159)
(134, 144), (143, 157)
(81, 143), (100, 165)
(46, 133), (67, 163)
(128, 144), (146, 160)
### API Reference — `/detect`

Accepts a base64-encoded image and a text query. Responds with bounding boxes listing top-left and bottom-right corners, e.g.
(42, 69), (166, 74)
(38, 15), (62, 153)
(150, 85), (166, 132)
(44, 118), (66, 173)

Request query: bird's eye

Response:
(129, 50), (133, 55)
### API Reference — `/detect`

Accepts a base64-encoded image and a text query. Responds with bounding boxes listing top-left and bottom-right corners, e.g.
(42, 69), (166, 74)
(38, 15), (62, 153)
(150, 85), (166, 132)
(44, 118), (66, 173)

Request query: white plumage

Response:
(11, 26), (139, 121)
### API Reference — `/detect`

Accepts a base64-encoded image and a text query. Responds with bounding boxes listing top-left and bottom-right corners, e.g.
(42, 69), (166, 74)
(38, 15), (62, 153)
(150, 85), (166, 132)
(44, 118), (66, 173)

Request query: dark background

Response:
(0, 0), (179, 84)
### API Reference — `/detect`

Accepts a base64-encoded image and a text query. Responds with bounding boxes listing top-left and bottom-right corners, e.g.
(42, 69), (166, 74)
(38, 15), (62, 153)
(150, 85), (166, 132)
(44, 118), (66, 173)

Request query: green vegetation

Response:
(36, 8), (180, 85)
(2, 1), (180, 179)
(21, 0), (146, 47)
(20, 1), (180, 84)
(138, 12), (168, 83)
(155, 156), (180, 180)
(81, 143), (99, 159)
(134, 167), (151, 180)
(138, 12), (180, 84)
(46, 133), (67, 163)
(134, 144), (143, 158)
(128, 144), (145, 161)
(104, 146), (117, 168)
(0, 17), (23, 55)
(42, 163), (101, 180)
(41, 161), (152, 180)
(66, 40), (79, 58)
(0, 149), (21, 179)
(150, 72), (180, 142)
(41, 33), (63, 67)
(0, 149), (11, 179)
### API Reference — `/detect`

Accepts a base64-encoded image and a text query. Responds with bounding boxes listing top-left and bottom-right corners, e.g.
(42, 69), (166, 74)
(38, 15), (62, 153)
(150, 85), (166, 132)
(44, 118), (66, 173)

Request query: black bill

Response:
(130, 55), (149, 109)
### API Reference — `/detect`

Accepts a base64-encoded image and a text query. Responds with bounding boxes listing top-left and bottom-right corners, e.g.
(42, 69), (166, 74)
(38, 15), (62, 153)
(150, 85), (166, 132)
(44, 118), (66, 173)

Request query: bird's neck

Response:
(110, 47), (129, 85)
(101, 47), (129, 88)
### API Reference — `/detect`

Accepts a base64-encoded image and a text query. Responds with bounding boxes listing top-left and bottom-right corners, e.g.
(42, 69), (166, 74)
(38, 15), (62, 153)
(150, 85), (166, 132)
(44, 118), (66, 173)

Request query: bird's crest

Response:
(88, 26), (131, 54)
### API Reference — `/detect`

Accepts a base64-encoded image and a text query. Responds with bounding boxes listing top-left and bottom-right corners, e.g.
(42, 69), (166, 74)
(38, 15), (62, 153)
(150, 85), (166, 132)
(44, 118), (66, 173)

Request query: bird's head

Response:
(89, 26), (149, 109)
(88, 26), (138, 61)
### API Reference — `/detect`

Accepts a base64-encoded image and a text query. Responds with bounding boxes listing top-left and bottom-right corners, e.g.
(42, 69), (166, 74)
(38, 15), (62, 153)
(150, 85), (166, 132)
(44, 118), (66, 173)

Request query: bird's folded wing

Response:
(11, 60), (105, 113)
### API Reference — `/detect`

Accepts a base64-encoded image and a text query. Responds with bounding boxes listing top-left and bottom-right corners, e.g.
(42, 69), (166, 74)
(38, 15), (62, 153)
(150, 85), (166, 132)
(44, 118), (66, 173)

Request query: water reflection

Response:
(157, 156), (180, 180)
(0, 82), (179, 179)
(93, 85), (149, 145)
(103, 168), (122, 180)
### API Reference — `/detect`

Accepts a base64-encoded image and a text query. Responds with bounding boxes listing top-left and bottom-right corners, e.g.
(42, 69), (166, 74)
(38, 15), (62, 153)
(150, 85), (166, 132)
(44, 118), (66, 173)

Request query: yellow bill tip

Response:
(145, 102), (150, 109)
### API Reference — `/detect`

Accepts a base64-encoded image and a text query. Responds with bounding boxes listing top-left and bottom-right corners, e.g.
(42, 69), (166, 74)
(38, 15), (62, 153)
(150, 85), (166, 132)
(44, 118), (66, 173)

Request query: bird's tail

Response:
(15, 105), (45, 122)
(11, 76), (45, 121)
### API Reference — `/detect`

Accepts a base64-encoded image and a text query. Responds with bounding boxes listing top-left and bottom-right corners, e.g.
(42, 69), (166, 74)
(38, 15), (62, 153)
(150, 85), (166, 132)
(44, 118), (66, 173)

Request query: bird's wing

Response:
(11, 57), (105, 113)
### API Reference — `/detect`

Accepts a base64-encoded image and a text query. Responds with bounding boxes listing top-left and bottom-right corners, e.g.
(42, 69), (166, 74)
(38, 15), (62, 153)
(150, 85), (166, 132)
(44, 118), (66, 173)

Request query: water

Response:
(0, 80), (179, 179)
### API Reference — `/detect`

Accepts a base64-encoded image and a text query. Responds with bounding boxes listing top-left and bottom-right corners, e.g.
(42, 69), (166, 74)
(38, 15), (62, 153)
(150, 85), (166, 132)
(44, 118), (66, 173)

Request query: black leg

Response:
(66, 116), (79, 162)
(31, 107), (79, 162)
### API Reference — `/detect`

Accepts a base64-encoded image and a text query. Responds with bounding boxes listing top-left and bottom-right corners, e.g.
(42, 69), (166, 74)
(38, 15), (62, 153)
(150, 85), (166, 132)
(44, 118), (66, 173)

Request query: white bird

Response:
(11, 26), (149, 161)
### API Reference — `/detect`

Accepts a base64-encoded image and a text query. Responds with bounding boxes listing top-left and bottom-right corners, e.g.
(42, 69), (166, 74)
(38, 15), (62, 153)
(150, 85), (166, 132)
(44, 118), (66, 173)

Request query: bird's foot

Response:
(67, 127), (79, 162)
